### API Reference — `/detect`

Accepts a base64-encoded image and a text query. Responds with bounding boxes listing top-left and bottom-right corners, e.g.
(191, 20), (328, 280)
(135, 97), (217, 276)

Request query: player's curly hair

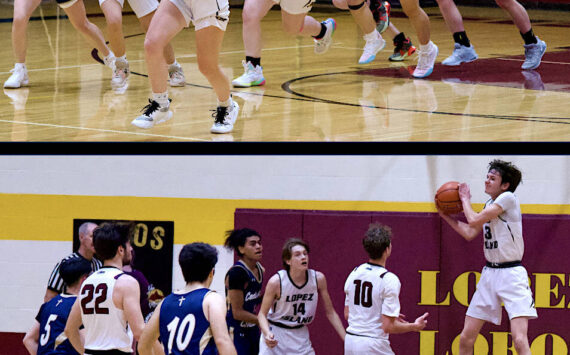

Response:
(363, 223), (392, 259)
(488, 159), (522, 193)
(224, 228), (261, 256)
(93, 222), (133, 261)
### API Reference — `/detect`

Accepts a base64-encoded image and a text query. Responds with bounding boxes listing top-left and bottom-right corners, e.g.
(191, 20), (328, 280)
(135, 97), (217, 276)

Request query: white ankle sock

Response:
(363, 30), (380, 42)
(14, 63), (26, 71)
(217, 97), (232, 108)
(420, 41), (433, 52)
(153, 91), (169, 107)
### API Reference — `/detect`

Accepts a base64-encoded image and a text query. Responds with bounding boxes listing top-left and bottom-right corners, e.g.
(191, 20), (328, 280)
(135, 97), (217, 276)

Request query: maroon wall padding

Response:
(0, 333), (27, 355)
(235, 208), (570, 354)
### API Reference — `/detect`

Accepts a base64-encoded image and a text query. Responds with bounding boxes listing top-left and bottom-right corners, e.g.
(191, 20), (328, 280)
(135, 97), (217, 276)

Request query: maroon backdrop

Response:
(235, 208), (570, 355)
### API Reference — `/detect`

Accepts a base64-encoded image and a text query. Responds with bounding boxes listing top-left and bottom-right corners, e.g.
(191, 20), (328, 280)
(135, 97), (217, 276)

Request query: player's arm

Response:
(138, 302), (162, 355)
(344, 306), (349, 321)
(257, 274), (280, 348)
(117, 275), (145, 341)
(226, 270), (259, 324)
(381, 312), (428, 334)
(459, 183), (504, 229)
(316, 271), (346, 341)
(64, 298), (85, 354)
(44, 262), (62, 303)
(205, 292), (237, 355)
(22, 320), (40, 355)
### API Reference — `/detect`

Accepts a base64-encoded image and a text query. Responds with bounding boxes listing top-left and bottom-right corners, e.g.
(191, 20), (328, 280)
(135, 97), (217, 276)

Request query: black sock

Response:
(393, 32), (405, 45)
(521, 29), (537, 45)
(313, 23), (327, 40)
(453, 32), (471, 47)
(246, 56), (261, 67)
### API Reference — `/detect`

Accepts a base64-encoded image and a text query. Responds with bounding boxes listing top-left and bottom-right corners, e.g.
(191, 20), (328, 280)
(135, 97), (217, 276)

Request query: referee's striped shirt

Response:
(47, 252), (103, 293)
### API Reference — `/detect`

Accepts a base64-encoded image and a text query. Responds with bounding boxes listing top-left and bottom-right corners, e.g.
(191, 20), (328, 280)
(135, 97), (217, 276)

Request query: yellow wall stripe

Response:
(1, 194), (568, 243)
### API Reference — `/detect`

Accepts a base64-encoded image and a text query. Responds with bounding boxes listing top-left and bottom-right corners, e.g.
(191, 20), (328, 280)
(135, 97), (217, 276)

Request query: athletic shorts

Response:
(466, 265), (538, 326)
(274, 0), (316, 15)
(230, 325), (260, 355)
(57, 0), (79, 10)
(169, 0), (229, 30)
(345, 333), (394, 355)
(259, 324), (314, 355)
(99, 0), (158, 18)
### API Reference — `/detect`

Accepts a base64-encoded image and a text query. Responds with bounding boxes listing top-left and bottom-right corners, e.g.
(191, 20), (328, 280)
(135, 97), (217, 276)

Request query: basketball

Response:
(435, 181), (463, 214)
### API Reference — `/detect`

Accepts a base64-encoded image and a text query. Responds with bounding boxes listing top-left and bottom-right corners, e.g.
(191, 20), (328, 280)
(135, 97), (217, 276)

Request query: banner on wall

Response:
(73, 219), (174, 320)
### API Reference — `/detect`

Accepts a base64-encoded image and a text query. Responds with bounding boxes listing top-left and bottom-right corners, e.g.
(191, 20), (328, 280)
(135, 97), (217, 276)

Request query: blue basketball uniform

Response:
(159, 288), (217, 355)
(225, 261), (263, 355)
(35, 294), (79, 355)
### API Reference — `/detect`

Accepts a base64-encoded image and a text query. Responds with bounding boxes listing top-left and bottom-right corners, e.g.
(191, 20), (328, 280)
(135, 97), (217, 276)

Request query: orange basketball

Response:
(435, 181), (463, 214)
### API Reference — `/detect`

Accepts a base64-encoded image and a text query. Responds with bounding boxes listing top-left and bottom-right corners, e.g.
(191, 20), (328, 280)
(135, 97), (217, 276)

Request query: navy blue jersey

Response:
(225, 261), (263, 330)
(35, 294), (79, 355)
(159, 288), (217, 355)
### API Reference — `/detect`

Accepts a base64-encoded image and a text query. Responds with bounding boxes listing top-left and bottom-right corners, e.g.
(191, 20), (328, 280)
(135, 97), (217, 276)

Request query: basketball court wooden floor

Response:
(1, 2), (569, 141)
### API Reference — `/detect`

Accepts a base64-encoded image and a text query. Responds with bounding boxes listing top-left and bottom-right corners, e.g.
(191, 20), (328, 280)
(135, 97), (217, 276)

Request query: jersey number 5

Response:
(353, 280), (373, 308)
(81, 284), (109, 314)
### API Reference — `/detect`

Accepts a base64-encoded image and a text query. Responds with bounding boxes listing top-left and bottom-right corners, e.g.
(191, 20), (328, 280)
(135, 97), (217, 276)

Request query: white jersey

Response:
(482, 191), (524, 263)
(267, 269), (319, 328)
(80, 266), (133, 353)
(344, 262), (401, 339)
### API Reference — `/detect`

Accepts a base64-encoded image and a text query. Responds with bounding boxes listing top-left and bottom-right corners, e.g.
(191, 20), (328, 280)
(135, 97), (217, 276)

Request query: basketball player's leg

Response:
(143, 0), (185, 95)
(63, 0), (112, 59)
(243, 0), (275, 58)
(138, 12), (177, 72)
(510, 317), (531, 355)
(196, 26), (230, 102)
(399, 0), (429, 45)
(458, 316), (485, 355)
(131, 0), (184, 128)
(11, 0), (42, 63)
(280, 8), (336, 56)
(100, 0), (126, 57)
(4, 0), (41, 88)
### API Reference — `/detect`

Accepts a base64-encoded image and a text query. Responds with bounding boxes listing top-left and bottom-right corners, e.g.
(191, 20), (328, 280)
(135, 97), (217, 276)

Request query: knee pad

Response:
(348, 1), (365, 10)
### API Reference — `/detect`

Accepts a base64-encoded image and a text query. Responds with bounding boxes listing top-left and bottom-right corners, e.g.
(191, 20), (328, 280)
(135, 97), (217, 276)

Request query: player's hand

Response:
(413, 312), (429, 331)
(397, 313), (408, 323)
(458, 183), (471, 202)
(434, 198), (447, 218)
(264, 332), (278, 348)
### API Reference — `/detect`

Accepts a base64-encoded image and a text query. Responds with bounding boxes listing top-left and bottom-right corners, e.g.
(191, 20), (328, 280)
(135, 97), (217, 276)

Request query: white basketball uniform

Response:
(344, 262), (401, 355)
(467, 191), (538, 325)
(259, 269), (319, 355)
(272, 0), (316, 15)
(99, 0), (158, 19)
(79, 266), (134, 354)
(169, 0), (230, 31)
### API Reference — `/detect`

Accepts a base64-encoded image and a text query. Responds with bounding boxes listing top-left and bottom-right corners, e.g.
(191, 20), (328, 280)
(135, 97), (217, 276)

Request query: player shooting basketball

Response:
(436, 159), (537, 355)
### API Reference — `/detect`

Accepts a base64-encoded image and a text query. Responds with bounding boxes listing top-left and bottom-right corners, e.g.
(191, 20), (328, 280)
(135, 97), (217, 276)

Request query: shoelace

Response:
(141, 99), (160, 117)
(212, 106), (229, 124)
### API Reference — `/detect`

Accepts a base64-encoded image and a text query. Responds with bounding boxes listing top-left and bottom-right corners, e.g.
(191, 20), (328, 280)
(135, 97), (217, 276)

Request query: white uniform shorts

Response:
(466, 265), (538, 326)
(100, 0), (158, 18)
(345, 333), (394, 355)
(274, 0), (316, 15)
(259, 324), (314, 355)
(169, 0), (229, 30)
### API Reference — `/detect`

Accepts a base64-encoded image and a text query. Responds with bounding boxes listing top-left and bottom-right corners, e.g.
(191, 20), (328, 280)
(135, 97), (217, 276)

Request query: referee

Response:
(44, 222), (102, 302)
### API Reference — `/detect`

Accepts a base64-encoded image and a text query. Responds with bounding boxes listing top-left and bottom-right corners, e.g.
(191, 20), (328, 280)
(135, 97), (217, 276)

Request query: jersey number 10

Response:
(353, 280), (373, 308)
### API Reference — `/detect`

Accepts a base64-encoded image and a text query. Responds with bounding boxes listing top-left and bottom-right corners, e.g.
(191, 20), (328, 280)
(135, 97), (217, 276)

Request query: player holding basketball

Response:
(65, 222), (148, 354)
(224, 228), (264, 355)
(437, 159), (537, 355)
(257, 238), (345, 355)
(138, 242), (237, 355)
(344, 223), (428, 354)
(23, 258), (92, 355)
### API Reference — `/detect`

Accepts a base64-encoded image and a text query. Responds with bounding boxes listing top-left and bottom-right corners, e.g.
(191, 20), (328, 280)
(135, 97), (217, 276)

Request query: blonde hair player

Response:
(437, 159), (537, 355)
(257, 238), (345, 355)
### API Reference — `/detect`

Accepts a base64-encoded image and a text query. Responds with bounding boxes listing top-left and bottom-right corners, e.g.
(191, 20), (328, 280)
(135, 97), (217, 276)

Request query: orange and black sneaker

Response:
(389, 36), (416, 61)
(369, 0), (390, 33)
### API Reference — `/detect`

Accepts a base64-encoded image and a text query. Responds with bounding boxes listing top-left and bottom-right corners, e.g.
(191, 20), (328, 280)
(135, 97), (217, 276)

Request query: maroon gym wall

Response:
(235, 208), (570, 355)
